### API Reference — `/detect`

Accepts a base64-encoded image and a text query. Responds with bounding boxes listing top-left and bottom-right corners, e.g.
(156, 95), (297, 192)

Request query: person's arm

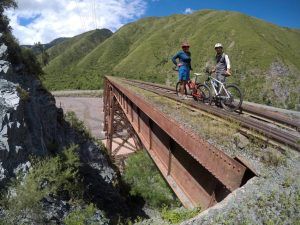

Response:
(225, 55), (231, 75)
(172, 52), (179, 66)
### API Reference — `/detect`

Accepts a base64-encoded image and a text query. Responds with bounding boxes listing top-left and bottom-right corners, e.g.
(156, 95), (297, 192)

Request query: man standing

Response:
(213, 43), (231, 84)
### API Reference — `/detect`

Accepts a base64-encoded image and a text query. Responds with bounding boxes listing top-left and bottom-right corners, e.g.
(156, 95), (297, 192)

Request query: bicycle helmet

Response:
(214, 43), (223, 48)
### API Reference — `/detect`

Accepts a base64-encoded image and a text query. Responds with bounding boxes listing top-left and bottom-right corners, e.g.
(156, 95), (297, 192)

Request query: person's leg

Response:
(180, 81), (185, 95)
(179, 67), (187, 96)
(216, 73), (225, 93)
(182, 80), (187, 95)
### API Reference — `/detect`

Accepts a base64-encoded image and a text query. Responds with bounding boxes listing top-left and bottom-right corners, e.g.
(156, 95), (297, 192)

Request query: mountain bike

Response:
(198, 70), (243, 111)
(175, 73), (211, 102)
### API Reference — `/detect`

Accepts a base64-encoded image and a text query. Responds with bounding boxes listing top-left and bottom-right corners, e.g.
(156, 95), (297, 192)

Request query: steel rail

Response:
(123, 79), (300, 151)
(129, 80), (299, 148)
(125, 79), (300, 130)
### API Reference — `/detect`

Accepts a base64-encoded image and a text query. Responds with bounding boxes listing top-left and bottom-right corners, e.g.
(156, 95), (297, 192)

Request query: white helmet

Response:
(214, 43), (223, 48)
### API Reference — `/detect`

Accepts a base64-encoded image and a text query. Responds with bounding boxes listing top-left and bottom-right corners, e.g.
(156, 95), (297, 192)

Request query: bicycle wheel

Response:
(220, 84), (243, 111)
(176, 81), (187, 96)
(195, 84), (211, 104)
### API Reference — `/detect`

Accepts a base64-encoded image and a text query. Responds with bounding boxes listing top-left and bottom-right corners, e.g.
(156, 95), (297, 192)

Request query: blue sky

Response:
(144, 0), (300, 28)
(8, 0), (300, 45)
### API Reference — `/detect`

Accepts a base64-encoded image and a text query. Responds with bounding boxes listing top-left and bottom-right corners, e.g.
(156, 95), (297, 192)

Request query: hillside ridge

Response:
(42, 10), (300, 110)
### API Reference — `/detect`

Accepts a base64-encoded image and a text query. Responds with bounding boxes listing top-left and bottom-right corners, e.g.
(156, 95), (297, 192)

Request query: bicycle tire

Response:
(196, 84), (211, 104)
(220, 84), (243, 111)
(176, 81), (187, 96)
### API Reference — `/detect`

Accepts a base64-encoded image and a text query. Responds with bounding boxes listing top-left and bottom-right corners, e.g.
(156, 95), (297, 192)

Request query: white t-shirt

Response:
(224, 54), (231, 70)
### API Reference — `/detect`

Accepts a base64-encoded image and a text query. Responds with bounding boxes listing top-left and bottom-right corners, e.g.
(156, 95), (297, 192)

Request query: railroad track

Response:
(122, 79), (300, 152)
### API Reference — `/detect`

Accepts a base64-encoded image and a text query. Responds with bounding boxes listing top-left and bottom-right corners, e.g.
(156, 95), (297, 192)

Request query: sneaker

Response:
(182, 95), (188, 100)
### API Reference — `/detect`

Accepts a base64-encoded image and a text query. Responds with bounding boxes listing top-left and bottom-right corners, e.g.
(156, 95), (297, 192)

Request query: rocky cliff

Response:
(0, 32), (68, 186)
(0, 33), (131, 224)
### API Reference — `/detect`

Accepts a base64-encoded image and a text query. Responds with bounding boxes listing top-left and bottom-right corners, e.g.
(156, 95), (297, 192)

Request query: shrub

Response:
(161, 206), (201, 224)
(1, 1), (44, 77)
(2, 145), (82, 223)
(122, 150), (178, 208)
(65, 111), (91, 139)
(64, 204), (109, 225)
(20, 47), (44, 76)
(16, 85), (30, 101)
(262, 148), (286, 166)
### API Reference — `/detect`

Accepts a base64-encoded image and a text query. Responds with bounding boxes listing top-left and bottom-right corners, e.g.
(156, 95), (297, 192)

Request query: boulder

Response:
(233, 133), (250, 149)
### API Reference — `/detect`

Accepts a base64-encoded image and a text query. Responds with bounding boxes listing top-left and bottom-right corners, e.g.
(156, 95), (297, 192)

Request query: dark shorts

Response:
(216, 73), (226, 83)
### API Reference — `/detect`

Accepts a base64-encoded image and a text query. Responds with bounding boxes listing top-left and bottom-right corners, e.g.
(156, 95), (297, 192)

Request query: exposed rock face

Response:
(0, 34), (129, 223)
(266, 60), (300, 109)
(269, 60), (290, 78)
(0, 34), (10, 74)
(0, 66), (68, 186)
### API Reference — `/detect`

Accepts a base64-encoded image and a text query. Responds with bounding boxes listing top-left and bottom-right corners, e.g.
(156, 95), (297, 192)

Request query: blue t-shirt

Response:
(172, 50), (191, 70)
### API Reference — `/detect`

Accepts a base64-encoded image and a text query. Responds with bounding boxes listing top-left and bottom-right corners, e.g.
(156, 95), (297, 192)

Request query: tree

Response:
(0, 0), (17, 10)
(0, 0), (17, 32)
(0, 1), (43, 77)
(34, 42), (50, 66)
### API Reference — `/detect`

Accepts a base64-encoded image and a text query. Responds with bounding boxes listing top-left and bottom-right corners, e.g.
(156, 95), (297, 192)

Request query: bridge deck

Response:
(103, 76), (253, 209)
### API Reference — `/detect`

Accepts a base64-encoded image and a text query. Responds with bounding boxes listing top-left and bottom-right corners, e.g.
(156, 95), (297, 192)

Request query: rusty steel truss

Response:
(103, 76), (252, 209)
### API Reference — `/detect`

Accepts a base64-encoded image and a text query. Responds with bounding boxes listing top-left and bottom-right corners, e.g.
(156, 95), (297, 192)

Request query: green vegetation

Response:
(16, 85), (30, 101)
(42, 10), (300, 109)
(123, 150), (178, 208)
(213, 189), (300, 225)
(22, 37), (69, 54)
(65, 111), (91, 139)
(34, 42), (50, 66)
(1, 0), (43, 77)
(161, 206), (201, 224)
(1, 145), (83, 224)
(64, 204), (109, 225)
(122, 150), (203, 224)
(261, 147), (286, 166)
(42, 29), (112, 90)
(64, 204), (96, 225)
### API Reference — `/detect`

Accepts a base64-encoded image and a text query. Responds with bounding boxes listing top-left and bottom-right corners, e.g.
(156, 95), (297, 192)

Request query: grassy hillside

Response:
(42, 29), (113, 90)
(22, 37), (69, 54)
(42, 10), (300, 109)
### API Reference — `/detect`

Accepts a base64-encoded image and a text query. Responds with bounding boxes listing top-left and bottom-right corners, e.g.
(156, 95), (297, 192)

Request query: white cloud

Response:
(184, 8), (194, 14)
(6, 0), (147, 45)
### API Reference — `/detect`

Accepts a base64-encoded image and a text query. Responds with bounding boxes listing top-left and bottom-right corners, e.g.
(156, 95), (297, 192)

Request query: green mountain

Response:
(42, 10), (300, 110)
(43, 29), (113, 90)
(22, 37), (69, 54)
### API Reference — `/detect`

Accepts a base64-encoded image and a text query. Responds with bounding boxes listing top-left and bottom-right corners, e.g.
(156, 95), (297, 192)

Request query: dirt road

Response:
(55, 97), (105, 139)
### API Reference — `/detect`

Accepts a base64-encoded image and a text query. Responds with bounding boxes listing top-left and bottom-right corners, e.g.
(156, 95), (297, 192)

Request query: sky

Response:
(6, 0), (300, 45)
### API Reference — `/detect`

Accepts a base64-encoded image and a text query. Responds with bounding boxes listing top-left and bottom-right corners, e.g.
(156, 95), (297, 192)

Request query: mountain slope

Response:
(43, 10), (300, 109)
(22, 37), (69, 54)
(42, 29), (113, 90)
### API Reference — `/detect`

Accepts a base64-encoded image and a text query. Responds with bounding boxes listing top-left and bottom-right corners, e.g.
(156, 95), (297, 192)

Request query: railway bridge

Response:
(103, 76), (299, 209)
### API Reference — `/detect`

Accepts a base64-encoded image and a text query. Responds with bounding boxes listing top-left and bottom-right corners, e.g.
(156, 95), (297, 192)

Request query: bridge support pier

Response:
(104, 87), (143, 170)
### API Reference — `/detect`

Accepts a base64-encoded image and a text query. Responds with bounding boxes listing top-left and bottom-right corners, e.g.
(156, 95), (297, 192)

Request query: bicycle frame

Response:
(206, 75), (231, 99)
(178, 75), (202, 97)
(184, 75), (201, 90)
